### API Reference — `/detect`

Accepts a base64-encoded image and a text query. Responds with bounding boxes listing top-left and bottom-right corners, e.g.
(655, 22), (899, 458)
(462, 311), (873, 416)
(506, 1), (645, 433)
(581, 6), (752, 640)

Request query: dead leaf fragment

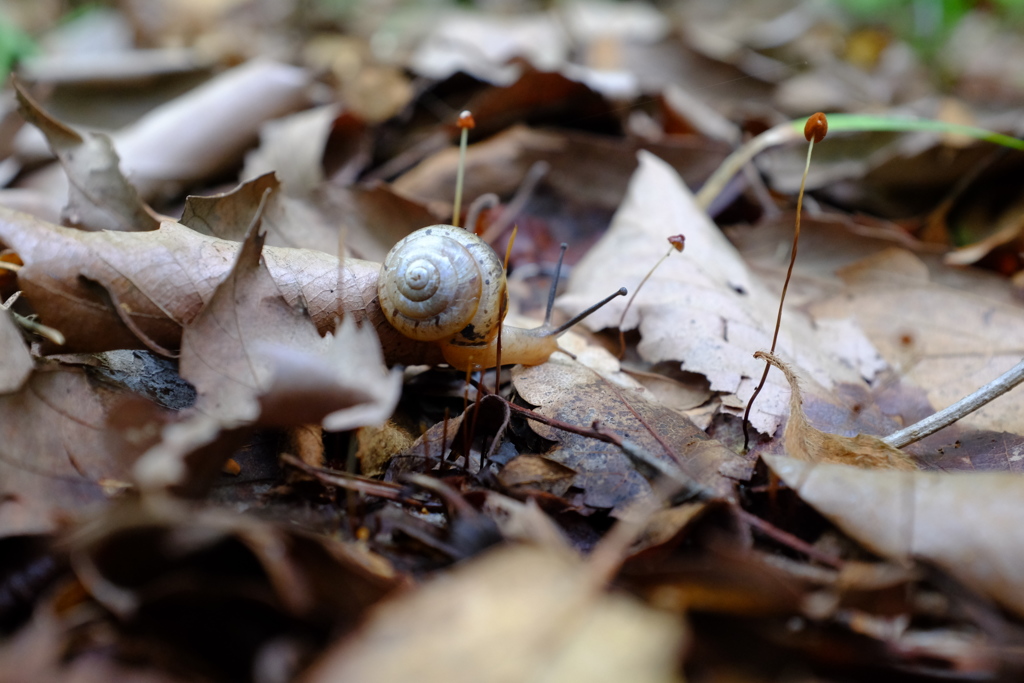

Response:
(513, 355), (744, 512)
(813, 247), (1024, 435)
(766, 454), (1024, 618)
(0, 206), (440, 366)
(301, 543), (684, 683)
(758, 351), (916, 471)
(178, 223), (321, 424)
(0, 307), (33, 393)
(15, 81), (160, 233)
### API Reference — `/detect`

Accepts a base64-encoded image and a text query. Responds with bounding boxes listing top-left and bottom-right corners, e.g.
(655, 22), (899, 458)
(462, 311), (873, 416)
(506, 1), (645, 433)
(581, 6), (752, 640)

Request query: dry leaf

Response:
(178, 220), (324, 423)
(765, 454), (1024, 618)
(513, 353), (745, 512)
(0, 363), (168, 536)
(14, 82), (161, 233)
(256, 315), (402, 433)
(757, 351), (916, 471)
(301, 543), (684, 683)
(0, 206), (442, 366)
(182, 172), (340, 256)
(242, 105), (340, 197)
(812, 247), (1024, 434)
(0, 307), (33, 393)
(559, 151), (883, 435)
(112, 59), (313, 199)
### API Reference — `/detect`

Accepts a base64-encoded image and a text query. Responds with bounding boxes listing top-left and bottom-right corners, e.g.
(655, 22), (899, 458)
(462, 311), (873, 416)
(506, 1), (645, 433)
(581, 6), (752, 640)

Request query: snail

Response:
(376, 224), (626, 372)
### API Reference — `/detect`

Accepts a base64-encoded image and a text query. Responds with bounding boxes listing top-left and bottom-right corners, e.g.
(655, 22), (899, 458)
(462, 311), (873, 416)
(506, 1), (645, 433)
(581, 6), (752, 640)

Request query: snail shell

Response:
(378, 225), (507, 345)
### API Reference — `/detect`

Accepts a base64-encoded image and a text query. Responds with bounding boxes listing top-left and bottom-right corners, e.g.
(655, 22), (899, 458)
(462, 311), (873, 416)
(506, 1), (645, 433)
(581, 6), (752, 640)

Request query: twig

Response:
(883, 358), (1024, 448)
(734, 507), (845, 569)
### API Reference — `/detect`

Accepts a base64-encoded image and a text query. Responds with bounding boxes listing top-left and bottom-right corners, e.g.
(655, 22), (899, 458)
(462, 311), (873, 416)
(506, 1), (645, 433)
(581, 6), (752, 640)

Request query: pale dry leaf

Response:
(300, 543), (684, 683)
(182, 172), (340, 256)
(512, 355), (745, 512)
(15, 82), (161, 233)
(559, 151), (881, 435)
(812, 247), (1024, 434)
(112, 59), (312, 199)
(765, 454), (1024, 618)
(392, 125), (565, 209)
(410, 11), (568, 85)
(242, 104), (339, 197)
(257, 315), (402, 432)
(0, 307), (33, 393)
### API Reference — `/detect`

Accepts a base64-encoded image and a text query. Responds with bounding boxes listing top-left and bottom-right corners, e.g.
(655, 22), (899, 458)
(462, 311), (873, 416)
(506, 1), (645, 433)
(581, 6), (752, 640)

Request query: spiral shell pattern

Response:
(378, 225), (506, 343)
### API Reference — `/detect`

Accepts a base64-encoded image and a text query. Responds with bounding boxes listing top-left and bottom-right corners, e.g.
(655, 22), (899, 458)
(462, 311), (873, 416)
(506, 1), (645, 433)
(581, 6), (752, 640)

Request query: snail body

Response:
(377, 225), (557, 371)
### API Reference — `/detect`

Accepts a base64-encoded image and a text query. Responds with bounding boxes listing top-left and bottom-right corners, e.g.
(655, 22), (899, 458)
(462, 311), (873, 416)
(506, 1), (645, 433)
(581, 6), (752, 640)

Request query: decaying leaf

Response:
(301, 543), (685, 683)
(559, 151), (884, 435)
(45, 496), (405, 681)
(513, 353), (747, 512)
(179, 220), (326, 424)
(757, 351), (916, 471)
(0, 363), (169, 536)
(765, 454), (1024, 618)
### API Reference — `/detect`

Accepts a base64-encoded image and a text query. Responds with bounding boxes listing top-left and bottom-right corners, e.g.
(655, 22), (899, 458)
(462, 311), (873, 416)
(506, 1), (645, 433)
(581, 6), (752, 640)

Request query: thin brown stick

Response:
(734, 506), (844, 569)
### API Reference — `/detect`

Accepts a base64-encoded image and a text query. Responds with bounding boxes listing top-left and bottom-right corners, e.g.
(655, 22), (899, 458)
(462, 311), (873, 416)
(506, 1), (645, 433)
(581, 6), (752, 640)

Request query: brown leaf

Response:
(765, 454), (1024, 619)
(14, 81), (161, 233)
(178, 222), (324, 424)
(757, 351), (917, 471)
(301, 544), (685, 683)
(0, 205), (441, 365)
(256, 315), (402, 432)
(111, 59), (313, 200)
(512, 353), (745, 513)
(498, 455), (576, 497)
(0, 363), (168, 536)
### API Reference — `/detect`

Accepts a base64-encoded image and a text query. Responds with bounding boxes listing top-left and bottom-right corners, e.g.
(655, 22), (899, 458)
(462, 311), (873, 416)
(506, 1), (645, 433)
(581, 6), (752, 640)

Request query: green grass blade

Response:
(697, 113), (1024, 212)
(793, 113), (1024, 152)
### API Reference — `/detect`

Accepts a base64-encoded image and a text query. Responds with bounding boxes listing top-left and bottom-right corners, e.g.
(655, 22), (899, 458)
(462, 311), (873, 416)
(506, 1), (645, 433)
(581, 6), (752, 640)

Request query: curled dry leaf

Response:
(765, 454), (1024, 619)
(181, 172), (337, 257)
(301, 543), (684, 683)
(14, 82), (162, 233)
(135, 223), (400, 490)
(757, 351), (917, 471)
(257, 315), (402, 433)
(112, 59), (313, 199)
(559, 151), (882, 435)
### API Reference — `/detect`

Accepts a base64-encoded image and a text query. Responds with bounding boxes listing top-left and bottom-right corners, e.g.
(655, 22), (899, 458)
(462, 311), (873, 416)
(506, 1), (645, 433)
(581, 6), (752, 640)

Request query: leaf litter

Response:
(5, 1), (1024, 681)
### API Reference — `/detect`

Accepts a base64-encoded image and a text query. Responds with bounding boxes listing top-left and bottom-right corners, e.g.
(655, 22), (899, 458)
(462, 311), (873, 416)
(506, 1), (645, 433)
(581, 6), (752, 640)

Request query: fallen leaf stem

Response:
(883, 358), (1024, 448)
